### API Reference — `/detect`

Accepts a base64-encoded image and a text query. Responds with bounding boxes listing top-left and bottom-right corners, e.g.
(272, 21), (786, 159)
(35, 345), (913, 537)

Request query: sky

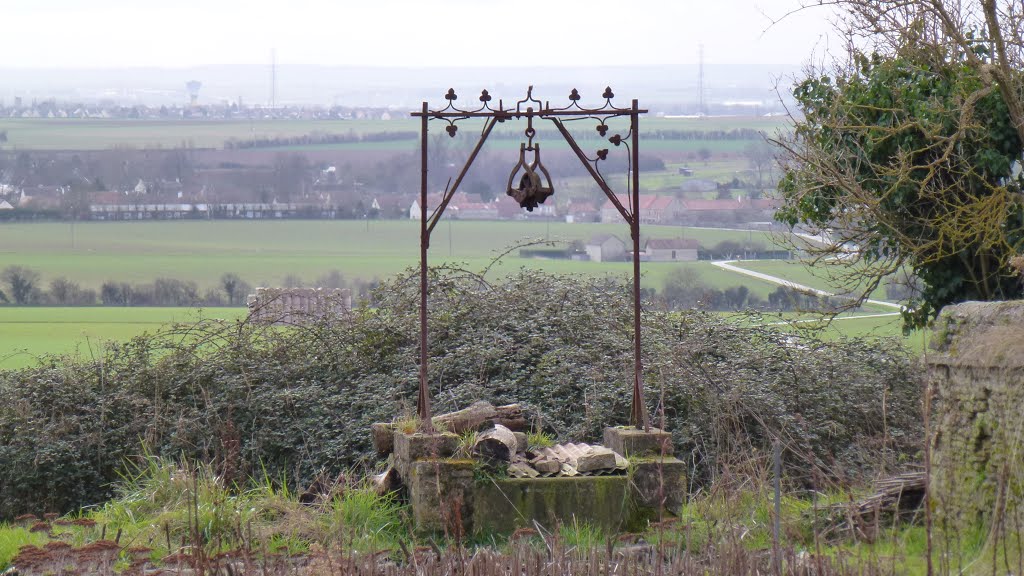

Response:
(3, 0), (839, 69)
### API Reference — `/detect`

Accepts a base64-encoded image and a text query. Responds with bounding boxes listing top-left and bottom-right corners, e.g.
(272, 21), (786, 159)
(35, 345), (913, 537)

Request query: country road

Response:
(711, 260), (904, 315)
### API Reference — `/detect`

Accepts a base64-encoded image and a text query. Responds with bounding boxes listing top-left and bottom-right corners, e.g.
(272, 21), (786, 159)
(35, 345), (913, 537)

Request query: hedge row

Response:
(0, 268), (921, 518)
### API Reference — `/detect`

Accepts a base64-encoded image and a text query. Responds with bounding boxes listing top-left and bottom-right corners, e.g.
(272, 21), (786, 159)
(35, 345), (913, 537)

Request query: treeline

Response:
(658, 283), (859, 313)
(0, 266), (378, 307)
(224, 131), (418, 150)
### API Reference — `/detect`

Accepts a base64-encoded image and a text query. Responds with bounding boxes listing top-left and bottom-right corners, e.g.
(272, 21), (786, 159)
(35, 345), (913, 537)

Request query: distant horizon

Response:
(0, 62), (804, 109)
(0, 62), (805, 71)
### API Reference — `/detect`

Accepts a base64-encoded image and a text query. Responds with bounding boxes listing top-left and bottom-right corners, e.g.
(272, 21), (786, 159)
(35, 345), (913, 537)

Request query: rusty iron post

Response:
(418, 101), (434, 432)
(629, 98), (649, 431)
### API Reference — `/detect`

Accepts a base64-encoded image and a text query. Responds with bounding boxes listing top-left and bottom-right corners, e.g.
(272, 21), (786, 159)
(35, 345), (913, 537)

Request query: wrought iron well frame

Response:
(412, 86), (649, 432)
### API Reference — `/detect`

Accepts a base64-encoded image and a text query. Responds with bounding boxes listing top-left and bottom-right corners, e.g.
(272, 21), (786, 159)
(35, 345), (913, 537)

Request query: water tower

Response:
(186, 80), (203, 106)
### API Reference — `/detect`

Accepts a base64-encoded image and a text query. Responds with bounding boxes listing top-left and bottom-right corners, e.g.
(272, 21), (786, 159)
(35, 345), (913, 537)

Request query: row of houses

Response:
(597, 195), (777, 224)
(408, 193), (555, 221)
(88, 202), (353, 220)
(4, 185), (777, 224)
(406, 193), (776, 224)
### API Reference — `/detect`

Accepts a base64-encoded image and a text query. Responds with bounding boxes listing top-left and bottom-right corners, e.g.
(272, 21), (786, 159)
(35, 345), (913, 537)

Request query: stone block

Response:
(630, 457), (687, 512)
(573, 446), (617, 473)
(533, 459), (561, 475)
(604, 426), (673, 457)
(393, 431), (459, 479)
(408, 459), (475, 535)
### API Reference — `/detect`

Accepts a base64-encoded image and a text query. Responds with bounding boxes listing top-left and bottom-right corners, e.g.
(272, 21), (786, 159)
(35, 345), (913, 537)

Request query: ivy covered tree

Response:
(776, 0), (1024, 328)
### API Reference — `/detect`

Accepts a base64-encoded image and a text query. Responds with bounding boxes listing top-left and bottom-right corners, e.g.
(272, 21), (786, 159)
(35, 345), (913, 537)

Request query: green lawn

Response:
(0, 307), (247, 369)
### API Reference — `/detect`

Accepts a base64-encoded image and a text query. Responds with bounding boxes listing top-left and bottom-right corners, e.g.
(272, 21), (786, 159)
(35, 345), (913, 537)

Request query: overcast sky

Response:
(3, 0), (838, 69)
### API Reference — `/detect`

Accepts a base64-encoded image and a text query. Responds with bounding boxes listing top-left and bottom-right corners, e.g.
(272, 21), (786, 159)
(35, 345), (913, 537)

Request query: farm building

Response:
(644, 238), (700, 261)
(585, 234), (626, 262)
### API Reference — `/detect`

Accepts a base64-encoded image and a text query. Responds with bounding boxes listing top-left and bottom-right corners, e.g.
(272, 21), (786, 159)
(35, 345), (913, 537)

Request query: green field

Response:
(0, 219), (917, 368)
(0, 218), (920, 366)
(0, 307), (247, 368)
(0, 116), (788, 151)
(730, 258), (892, 301)
(0, 220), (783, 291)
(0, 305), (918, 370)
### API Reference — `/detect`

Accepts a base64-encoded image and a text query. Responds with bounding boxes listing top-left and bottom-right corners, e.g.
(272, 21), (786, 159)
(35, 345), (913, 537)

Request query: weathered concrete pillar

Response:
(408, 459), (475, 536)
(392, 431), (470, 534)
(927, 301), (1024, 554)
(605, 426), (686, 512)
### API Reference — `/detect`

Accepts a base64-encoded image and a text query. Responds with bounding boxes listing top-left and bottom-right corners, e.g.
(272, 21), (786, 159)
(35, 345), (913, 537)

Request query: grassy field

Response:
(0, 307), (247, 369)
(730, 258), (892, 301)
(0, 306), (915, 370)
(0, 218), (917, 368)
(0, 220), (783, 291)
(747, 311), (920, 347)
(0, 116), (788, 151)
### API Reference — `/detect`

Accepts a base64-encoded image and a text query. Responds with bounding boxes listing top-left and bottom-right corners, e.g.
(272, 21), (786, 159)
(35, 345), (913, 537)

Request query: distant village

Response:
(0, 96), (781, 245)
(0, 98), (395, 122)
(1, 180), (777, 229)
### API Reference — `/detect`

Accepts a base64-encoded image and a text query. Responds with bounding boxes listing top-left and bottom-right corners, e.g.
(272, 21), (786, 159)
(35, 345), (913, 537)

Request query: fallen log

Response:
(434, 401), (526, 433)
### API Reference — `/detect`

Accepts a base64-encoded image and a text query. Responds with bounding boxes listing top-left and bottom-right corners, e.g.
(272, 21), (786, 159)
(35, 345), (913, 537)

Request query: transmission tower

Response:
(698, 44), (706, 117)
(270, 48), (277, 109)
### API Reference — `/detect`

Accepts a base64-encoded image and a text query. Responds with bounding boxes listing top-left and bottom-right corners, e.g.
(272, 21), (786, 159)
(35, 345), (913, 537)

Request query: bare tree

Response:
(221, 273), (251, 306)
(1, 266), (40, 305)
(743, 141), (776, 193)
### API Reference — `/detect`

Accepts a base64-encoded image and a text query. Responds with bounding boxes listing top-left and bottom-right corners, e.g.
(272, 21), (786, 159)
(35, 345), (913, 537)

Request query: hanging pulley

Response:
(506, 142), (554, 212)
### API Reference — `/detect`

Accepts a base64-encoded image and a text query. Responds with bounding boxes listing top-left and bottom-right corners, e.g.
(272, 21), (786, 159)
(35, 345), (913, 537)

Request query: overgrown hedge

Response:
(0, 268), (922, 518)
